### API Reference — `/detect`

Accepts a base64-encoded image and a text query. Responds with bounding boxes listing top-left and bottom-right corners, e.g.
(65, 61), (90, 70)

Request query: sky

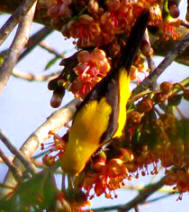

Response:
(0, 1), (189, 211)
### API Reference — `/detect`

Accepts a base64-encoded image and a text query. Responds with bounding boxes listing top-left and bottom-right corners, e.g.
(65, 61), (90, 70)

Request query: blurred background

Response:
(0, 1), (189, 211)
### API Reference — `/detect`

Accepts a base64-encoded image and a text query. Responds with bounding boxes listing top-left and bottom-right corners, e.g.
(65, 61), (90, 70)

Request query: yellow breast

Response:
(60, 97), (112, 175)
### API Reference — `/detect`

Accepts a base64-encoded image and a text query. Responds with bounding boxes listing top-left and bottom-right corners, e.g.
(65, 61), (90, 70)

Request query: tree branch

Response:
(0, 0), (38, 46)
(0, 98), (81, 197)
(145, 192), (175, 204)
(12, 69), (61, 81)
(0, 155), (13, 163)
(0, 0), (37, 93)
(0, 27), (53, 61)
(144, 30), (156, 71)
(0, 130), (36, 175)
(93, 177), (165, 212)
(39, 42), (65, 58)
(118, 177), (165, 212)
(18, 27), (53, 61)
(133, 33), (189, 95)
(0, 149), (22, 183)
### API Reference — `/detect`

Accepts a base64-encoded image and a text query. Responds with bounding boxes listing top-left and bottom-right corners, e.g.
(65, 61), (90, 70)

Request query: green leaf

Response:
(45, 57), (59, 70)
(0, 170), (57, 211)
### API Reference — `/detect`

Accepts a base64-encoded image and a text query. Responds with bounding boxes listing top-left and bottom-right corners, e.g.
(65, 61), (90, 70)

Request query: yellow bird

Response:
(61, 11), (149, 176)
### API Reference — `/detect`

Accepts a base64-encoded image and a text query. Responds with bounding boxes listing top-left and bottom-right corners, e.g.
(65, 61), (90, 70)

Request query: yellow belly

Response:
(60, 97), (112, 176)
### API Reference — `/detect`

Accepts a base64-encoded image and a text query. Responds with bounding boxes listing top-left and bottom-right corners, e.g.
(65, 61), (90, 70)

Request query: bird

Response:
(60, 10), (150, 176)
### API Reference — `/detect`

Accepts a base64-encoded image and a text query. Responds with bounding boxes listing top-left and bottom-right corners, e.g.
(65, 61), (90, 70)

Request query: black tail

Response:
(120, 10), (150, 71)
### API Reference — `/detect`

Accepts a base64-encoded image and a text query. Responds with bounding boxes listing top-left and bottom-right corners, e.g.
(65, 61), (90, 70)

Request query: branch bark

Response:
(0, 0), (37, 93)
(0, 130), (36, 175)
(0, 0), (38, 45)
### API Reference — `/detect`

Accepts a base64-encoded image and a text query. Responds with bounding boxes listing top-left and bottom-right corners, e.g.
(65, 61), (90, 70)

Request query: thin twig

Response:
(134, 205), (139, 212)
(121, 183), (177, 194)
(0, 98), (81, 197)
(0, 27), (53, 61)
(0, 0), (37, 46)
(146, 192), (175, 204)
(0, 148), (22, 182)
(0, 0), (37, 93)
(0, 155), (13, 163)
(0, 130), (36, 175)
(129, 89), (152, 102)
(39, 42), (65, 58)
(18, 27), (53, 62)
(118, 177), (165, 211)
(133, 33), (189, 95)
(173, 77), (189, 93)
(12, 69), (61, 81)
(93, 177), (165, 212)
(144, 31), (156, 72)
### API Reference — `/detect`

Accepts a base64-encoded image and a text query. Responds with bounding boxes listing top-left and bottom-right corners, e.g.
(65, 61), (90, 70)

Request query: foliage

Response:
(0, 170), (57, 211)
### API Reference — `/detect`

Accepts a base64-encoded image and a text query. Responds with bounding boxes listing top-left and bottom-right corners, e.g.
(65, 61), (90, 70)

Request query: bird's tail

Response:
(120, 10), (150, 71)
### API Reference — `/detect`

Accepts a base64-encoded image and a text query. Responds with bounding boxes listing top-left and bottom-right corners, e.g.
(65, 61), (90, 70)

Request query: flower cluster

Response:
(165, 167), (189, 195)
(46, 0), (181, 49)
(70, 49), (111, 98)
(41, 131), (67, 166)
(159, 20), (182, 41)
(129, 54), (148, 81)
(47, 0), (72, 23)
(48, 47), (149, 103)
(62, 1), (152, 47)
(47, 0), (183, 102)
(48, 48), (111, 104)
(121, 82), (189, 195)
(81, 152), (130, 198)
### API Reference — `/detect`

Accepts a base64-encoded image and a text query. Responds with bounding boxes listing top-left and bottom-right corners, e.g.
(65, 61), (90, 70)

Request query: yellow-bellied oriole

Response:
(61, 11), (149, 176)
